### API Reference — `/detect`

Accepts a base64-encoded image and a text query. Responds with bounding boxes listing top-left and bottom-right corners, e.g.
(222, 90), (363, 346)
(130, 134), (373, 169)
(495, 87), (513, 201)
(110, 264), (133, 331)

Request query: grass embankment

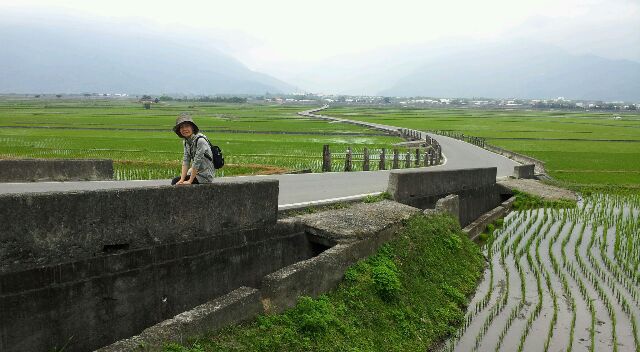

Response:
(510, 189), (578, 210)
(164, 214), (484, 352)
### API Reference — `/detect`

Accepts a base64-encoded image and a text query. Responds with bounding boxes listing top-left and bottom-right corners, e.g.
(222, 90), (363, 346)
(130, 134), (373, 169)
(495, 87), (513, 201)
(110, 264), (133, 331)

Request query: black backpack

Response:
(193, 135), (225, 169)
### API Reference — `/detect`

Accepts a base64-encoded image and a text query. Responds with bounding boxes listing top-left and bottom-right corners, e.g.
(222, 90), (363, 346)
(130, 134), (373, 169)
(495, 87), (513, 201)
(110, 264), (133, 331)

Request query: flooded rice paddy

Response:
(445, 194), (640, 352)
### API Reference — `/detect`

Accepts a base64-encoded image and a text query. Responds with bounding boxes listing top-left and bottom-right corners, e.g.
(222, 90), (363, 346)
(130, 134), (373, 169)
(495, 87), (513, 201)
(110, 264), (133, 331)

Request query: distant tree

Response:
(34, 95), (40, 98)
(629, 104), (637, 110)
(383, 97), (391, 104)
(143, 102), (151, 110)
(194, 96), (247, 103)
(159, 95), (174, 101)
(141, 94), (152, 100)
(55, 94), (62, 98)
(154, 98), (159, 103)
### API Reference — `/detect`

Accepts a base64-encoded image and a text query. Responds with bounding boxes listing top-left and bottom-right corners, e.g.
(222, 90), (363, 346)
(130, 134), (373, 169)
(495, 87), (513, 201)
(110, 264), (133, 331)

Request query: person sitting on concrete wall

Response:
(171, 113), (215, 185)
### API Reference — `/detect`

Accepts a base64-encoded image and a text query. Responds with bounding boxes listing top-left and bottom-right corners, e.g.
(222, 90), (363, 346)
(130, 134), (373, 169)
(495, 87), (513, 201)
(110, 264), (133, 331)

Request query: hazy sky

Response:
(2, 0), (639, 73)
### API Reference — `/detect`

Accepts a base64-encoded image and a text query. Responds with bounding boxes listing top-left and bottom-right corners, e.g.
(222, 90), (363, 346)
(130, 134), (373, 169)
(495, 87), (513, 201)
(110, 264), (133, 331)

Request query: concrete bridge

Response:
(0, 106), (529, 351)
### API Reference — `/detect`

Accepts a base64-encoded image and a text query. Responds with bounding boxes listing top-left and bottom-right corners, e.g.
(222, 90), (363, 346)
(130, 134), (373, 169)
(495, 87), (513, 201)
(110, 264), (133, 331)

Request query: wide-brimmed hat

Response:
(173, 113), (199, 137)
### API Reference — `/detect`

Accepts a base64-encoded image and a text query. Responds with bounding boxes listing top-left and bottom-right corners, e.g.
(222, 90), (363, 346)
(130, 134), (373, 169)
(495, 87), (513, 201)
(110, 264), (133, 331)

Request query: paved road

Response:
(299, 106), (518, 177)
(0, 107), (519, 208)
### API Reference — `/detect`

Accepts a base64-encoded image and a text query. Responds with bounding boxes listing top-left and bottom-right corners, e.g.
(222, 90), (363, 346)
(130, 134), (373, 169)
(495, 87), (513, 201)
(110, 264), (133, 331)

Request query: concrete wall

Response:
(0, 159), (113, 182)
(463, 197), (516, 240)
(513, 164), (535, 179)
(0, 180), (278, 273)
(387, 167), (502, 227)
(0, 179), (316, 352)
(485, 145), (546, 174)
(0, 222), (319, 352)
(100, 200), (420, 351)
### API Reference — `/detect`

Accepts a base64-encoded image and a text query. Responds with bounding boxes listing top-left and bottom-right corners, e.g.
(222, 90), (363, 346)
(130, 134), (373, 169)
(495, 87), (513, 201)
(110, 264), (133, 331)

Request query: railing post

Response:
(392, 149), (399, 169)
(424, 149), (429, 166)
(404, 151), (411, 168)
(414, 148), (420, 167)
(379, 148), (386, 170)
(344, 146), (352, 172)
(363, 147), (370, 171)
(322, 144), (331, 172)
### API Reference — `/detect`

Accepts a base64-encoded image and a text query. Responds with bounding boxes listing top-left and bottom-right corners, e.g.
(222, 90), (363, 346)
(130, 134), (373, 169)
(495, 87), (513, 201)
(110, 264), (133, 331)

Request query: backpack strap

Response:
(193, 136), (213, 162)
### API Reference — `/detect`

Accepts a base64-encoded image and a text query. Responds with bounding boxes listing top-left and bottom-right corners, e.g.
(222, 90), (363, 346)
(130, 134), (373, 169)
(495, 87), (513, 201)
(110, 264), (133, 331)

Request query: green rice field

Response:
(325, 107), (640, 190)
(0, 98), (404, 179)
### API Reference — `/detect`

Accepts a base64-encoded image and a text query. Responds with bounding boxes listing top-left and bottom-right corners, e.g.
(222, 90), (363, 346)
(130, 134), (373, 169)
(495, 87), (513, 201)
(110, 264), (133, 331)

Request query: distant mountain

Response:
(0, 24), (294, 95)
(379, 42), (640, 101)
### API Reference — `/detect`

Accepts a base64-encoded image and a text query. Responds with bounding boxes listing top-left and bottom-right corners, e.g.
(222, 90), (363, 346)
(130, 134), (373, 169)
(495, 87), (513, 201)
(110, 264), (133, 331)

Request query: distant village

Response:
(261, 94), (639, 111)
(2, 92), (638, 111)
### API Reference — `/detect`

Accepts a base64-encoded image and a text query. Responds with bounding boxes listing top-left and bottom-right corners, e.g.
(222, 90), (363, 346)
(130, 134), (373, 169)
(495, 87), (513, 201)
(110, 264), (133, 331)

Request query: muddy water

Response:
(445, 195), (640, 352)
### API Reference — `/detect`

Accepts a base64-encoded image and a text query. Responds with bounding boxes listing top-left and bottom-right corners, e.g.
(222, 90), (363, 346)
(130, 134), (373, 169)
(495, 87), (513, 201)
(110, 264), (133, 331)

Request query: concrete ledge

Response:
(513, 164), (535, 179)
(98, 287), (263, 352)
(261, 243), (352, 314)
(435, 194), (460, 223)
(501, 196), (517, 211)
(0, 159), (113, 182)
(388, 167), (500, 227)
(295, 200), (420, 243)
(388, 167), (497, 203)
(485, 145), (546, 174)
(462, 198), (514, 241)
(0, 180), (278, 273)
(498, 179), (578, 201)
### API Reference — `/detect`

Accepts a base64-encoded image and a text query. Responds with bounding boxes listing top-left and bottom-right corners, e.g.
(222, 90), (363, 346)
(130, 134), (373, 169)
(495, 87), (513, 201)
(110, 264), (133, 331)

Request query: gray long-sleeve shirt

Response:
(183, 133), (216, 183)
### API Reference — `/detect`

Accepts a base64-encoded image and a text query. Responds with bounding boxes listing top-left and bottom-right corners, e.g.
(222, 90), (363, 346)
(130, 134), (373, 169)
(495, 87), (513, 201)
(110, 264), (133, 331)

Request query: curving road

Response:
(0, 107), (519, 209)
(298, 106), (519, 177)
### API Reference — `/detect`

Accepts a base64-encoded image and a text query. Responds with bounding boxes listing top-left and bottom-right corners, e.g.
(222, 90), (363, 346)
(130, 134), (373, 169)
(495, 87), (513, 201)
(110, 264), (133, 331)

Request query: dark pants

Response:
(171, 176), (200, 185)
